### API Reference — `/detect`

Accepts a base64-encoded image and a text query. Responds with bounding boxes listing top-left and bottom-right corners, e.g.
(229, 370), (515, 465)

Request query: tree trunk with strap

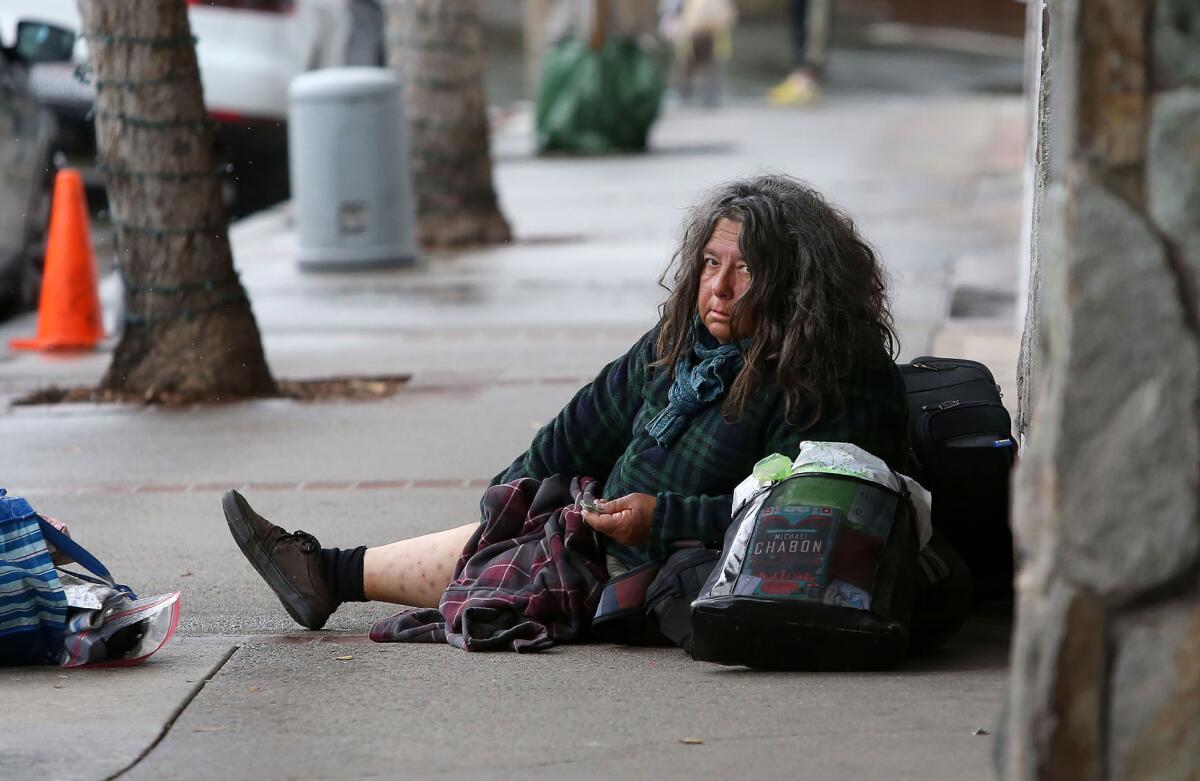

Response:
(78, 0), (275, 401)
(383, 0), (512, 250)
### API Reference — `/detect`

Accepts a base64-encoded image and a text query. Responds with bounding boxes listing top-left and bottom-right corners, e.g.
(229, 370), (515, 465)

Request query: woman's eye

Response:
(737, 264), (751, 275)
(704, 257), (719, 267)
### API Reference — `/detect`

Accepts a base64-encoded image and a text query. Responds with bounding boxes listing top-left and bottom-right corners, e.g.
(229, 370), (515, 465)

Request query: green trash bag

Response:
(535, 37), (665, 155)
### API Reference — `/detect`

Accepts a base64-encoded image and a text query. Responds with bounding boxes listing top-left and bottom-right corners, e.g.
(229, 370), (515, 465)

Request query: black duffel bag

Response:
(899, 356), (1017, 601)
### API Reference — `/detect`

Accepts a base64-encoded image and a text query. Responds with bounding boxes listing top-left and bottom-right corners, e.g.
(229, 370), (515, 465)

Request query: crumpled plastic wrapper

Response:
(733, 441), (932, 549)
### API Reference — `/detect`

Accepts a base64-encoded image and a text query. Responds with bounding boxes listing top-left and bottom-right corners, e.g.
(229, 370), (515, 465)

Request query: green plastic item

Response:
(751, 453), (794, 483)
(535, 37), (665, 155)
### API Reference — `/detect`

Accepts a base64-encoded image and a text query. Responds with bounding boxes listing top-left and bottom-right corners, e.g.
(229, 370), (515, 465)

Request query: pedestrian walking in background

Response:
(345, 0), (385, 66)
(659, 0), (738, 107)
(767, 0), (832, 106)
(535, 0), (666, 154)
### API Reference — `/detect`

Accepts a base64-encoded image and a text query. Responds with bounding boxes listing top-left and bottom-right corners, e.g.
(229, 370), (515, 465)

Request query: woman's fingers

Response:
(579, 495), (652, 546)
(594, 496), (624, 512)
(581, 506), (620, 530)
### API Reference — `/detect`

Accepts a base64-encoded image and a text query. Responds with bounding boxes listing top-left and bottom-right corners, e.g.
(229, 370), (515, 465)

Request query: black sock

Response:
(319, 546), (368, 603)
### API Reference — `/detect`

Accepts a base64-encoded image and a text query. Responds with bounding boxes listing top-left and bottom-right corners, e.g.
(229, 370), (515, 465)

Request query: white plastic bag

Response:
(733, 442), (932, 549)
(60, 586), (181, 668)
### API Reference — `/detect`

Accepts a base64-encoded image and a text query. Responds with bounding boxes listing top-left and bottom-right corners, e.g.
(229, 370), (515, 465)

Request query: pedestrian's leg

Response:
(363, 523), (476, 608)
(804, 0), (833, 75)
(790, 0), (810, 68)
(345, 0), (385, 66)
(768, 0), (821, 106)
(690, 31), (720, 107)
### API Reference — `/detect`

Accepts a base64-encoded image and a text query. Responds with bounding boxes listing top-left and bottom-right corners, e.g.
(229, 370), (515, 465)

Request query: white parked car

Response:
(0, 0), (355, 216)
(0, 31), (58, 314)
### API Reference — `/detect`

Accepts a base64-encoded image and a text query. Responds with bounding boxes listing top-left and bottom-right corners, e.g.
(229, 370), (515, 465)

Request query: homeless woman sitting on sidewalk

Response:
(223, 174), (922, 652)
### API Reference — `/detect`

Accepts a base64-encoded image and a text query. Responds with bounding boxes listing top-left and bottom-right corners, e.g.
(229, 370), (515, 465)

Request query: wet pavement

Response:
(1, 83), (1023, 780)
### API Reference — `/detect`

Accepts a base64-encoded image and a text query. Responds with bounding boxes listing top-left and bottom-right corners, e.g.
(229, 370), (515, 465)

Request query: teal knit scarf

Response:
(645, 319), (749, 448)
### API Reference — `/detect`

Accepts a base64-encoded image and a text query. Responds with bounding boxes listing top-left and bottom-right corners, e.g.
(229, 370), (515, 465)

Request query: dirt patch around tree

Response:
(12, 375), (412, 406)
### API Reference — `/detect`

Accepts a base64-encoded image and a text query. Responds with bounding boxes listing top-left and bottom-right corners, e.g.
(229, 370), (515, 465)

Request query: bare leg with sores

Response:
(362, 522), (476, 608)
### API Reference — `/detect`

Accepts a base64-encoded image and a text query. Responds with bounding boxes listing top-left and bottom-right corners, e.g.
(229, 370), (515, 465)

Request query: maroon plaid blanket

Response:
(368, 474), (609, 652)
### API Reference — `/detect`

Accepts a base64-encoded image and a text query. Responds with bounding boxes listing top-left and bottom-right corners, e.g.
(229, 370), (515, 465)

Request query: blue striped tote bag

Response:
(0, 489), (69, 665)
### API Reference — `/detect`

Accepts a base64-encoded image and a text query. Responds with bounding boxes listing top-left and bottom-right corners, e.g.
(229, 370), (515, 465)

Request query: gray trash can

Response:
(288, 68), (417, 270)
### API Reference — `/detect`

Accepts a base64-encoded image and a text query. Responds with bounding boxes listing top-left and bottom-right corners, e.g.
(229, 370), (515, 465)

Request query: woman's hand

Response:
(582, 493), (656, 547)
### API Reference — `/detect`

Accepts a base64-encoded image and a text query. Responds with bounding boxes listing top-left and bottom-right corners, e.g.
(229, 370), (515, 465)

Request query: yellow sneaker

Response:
(766, 73), (821, 107)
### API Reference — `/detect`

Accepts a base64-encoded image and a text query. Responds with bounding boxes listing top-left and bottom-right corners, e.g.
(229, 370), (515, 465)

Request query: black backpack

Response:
(898, 356), (1016, 601)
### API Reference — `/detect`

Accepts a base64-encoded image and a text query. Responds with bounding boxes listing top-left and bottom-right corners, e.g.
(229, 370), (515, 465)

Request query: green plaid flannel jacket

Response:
(490, 327), (908, 565)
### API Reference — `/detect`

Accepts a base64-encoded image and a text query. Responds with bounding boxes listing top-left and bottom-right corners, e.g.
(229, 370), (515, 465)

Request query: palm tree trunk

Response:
(78, 0), (275, 400)
(384, 0), (513, 249)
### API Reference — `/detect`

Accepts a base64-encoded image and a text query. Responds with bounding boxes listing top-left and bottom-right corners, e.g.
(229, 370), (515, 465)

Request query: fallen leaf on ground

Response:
(335, 655), (354, 661)
(679, 738), (704, 745)
(247, 686), (260, 692)
(180, 571), (193, 577)
(974, 728), (990, 736)
(193, 726), (226, 733)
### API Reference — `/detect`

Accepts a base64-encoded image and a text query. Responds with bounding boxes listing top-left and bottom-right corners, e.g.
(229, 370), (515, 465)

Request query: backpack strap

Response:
(37, 518), (135, 597)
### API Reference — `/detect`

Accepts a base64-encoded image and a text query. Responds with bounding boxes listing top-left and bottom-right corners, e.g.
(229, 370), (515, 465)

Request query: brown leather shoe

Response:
(222, 490), (338, 630)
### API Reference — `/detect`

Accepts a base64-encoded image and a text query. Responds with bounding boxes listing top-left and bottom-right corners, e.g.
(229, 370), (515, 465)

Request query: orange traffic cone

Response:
(9, 169), (104, 352)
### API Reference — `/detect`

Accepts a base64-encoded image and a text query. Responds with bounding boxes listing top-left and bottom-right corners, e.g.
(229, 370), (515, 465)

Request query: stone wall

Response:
(1006, 0), (1200, 779)
(1016, 0), (1050, 440)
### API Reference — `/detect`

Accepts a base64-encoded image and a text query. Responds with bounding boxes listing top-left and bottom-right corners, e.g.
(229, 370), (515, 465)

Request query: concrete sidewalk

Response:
(0, 95), (1022, 780)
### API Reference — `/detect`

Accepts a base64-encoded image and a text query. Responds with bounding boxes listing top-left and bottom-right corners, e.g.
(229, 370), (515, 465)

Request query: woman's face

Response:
(696, 217), (753, 344)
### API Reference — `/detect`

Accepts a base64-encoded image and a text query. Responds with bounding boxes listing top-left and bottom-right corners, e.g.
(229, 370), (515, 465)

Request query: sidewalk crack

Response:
(103, 644), (240, 781)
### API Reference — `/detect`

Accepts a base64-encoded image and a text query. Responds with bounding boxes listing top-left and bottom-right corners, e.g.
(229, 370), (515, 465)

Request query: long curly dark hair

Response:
(654, 174), (898, 426)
